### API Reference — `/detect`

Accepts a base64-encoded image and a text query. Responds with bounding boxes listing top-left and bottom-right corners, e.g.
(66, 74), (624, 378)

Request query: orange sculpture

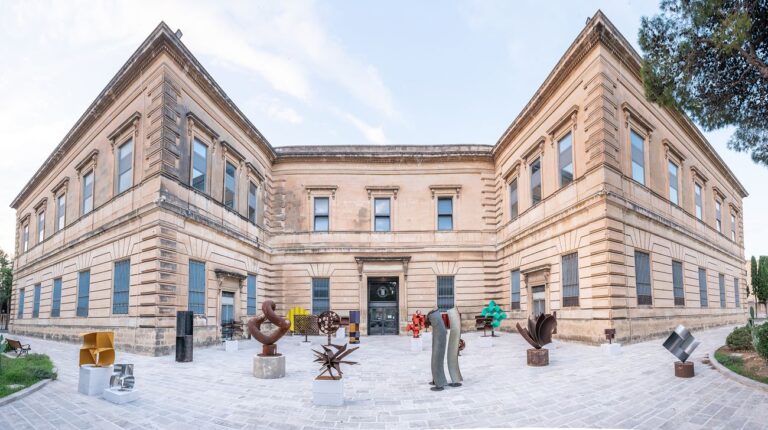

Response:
(79, 332), (115, 367)
(406, 310), (426, 338)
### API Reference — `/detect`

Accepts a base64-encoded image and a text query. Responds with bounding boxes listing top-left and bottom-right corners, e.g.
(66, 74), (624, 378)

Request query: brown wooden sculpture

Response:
(515, 311), (557, 366)
(247, 300), (290, 357)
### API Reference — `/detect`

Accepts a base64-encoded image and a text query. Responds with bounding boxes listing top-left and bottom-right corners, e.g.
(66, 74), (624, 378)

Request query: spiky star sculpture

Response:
(312, 343), (359, 380)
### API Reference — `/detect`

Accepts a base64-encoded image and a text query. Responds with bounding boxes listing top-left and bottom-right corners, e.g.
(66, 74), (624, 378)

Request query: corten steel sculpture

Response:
(426, 309), (463, 391)
(406, 311), (426, 338)
(663, 325), (701, 378)
(312, 343), (359, 380)
(247, 300), (291, 357)
(480, 300), (507, 337)
(516, 312), (558, 366)
(79, 332), (115, 367)
(294, 314), (319, 342)
(605, 328), (616, 344)
(109, 364), (135, 391)
(349, 310), (361, 344)
(318, 311), (341, 345)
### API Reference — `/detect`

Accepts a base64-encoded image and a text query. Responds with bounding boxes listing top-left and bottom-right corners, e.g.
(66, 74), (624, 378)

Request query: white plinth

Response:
(478, 336), (494, 348)
(600, 343), (622, 356)
(313, 378), (344, 406)
(224, 340), (239, 352)
(422, 332), (431, 348)
(253, 354), (286, 379)
(102, 387), (139, 404)
(410, 337), (423, 352)
(335, 328), (346, 339)
(78, 365), (113, 396)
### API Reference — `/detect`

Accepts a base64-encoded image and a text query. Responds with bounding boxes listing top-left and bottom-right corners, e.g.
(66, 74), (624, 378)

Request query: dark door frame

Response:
(367, 276), (399, 335)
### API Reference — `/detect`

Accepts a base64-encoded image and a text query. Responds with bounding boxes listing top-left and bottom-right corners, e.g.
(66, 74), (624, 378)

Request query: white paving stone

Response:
(0, 326), (766, 429)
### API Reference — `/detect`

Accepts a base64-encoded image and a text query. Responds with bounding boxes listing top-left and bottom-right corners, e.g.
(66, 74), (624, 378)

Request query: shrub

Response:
(754, 322), (768, 361)
(726, 326), (754, 351)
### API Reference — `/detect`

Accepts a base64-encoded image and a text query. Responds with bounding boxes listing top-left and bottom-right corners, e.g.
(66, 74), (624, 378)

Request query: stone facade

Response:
(9, 12), (748, 355)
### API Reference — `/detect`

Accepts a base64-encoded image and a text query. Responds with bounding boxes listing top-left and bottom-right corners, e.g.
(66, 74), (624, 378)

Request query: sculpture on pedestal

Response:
(312, 343), (359, 380)
(663, 325), (700, 378)
(480, 300), (507, 337)
(287, 306), (309, 334)
(295, 314), (319, 342)
(426, 308), (463, 391)
(349, 310), (361, 344)
(318, 311), (341, 345)
(406, 311), (426, 338)
(247, 300), (290, 356)
(109, 364), (135, 391)
(79, 332), (115, 367)
(516, 312), (557, 366)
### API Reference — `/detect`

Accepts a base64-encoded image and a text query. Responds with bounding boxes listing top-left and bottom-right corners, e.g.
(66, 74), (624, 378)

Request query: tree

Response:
(751, 255), (758, 298)
(756, 256), (768, 306)
(639, 0), (768, 166)
(0, 250), (11, 314)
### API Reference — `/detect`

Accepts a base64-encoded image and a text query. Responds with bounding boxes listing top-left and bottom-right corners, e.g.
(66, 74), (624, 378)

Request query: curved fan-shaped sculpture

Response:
(516, 311), (558, 349)
(312, 343), (359, 380)
(247, 300), (290, 356)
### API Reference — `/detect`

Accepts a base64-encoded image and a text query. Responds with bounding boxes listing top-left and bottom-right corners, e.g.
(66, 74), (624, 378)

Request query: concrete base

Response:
(410, 337), (423, 352)
(335, 328), (345, 340)
(600, 343), (622, 356)
(527, 348), (549, 367)
(478, 336), (493, 348)
(253, 354), (286, 379)
(102, 387), (139, 404)
(422, 332), (431, 348)
(313, 378), (344, 406)
(78, 365), (113, 396)
(224, 340), (239, 352)
(674, 361), (695, 378)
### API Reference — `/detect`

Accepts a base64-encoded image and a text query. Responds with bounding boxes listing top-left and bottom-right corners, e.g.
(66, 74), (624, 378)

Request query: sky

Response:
(0, 0), (765, 260)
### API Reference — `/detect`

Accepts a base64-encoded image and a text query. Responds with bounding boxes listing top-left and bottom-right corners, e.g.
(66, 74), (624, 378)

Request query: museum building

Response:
(9, 12), (748, 355)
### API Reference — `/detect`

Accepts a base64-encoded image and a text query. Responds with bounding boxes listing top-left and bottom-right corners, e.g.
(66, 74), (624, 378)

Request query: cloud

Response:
(266, 102), (303, 124)
(339, 112), (388, 145)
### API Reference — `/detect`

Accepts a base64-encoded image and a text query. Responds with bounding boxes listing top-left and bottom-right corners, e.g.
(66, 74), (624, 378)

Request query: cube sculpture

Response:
(663, 325), (700, 378)
(103, 364), (138, 404)
(78, 332), (115, 396)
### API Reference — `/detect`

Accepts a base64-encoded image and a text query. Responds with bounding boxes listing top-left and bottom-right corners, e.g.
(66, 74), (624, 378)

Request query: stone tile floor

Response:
(0, 325), (766, 429)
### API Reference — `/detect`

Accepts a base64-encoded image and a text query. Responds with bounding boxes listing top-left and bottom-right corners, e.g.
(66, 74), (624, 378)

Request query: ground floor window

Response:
(247, 274), (257, 315)
(17, 288), (25, 318)
(510, 270), (521, 310)
(312, 278), (330, 314)
(113, 260), (130, 314)
(719, 273), (726, 308)
(698, 268), (708, 307)
(734, 277), (740, 308)
(437, 276), (454, 310)
(561, 253), (579, 307)
(51, 278), (62, 317)
(672, 261), (684, 306)
(32, 284), (41, 318)
(77, 270), (91, 317)
(188, 260), (206, 315)
(634, 251), (652, 305)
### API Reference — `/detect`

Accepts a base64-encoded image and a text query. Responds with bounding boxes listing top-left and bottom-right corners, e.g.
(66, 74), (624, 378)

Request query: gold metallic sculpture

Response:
(79, 332), (115, 367)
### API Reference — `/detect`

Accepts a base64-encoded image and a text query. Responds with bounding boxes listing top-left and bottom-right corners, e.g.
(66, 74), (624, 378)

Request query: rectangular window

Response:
(192, 138), (208, 192)
(694, 182), (703, 220)
(224, 161), (237, 209)
(314, 197), (329, 232)
(56, 194), (66, 231)
(672, 260), (685, 306)
(32, 284), (41, 318)
(113, 260), (130, 315)
(630, 129), (645, 185)
(437, 276), (455, 310)
(37, 211), (45, 243)
(530, 157), (542, 205)
(562, 253), (579, 307)
(188, 260), (206, 315)
(719, 273), (726, 308)
(698, 268), (708, 307)
(312, 278), (330, 314)
(437, 197), (453, 231)
(17, 288), (24, 318)
(82, 170), (94, 215)
(117, 138), (133, 193)
(22, 224), (29, 252)
(668, 161), (679, 205)
(558, 132), (574, 187)
(51, 278), (62, 317)
(634, 251), (652, 305)
(247, 274), (257, 316)
(510, 270), (521, 310)
(509, 178), (518, 219)
(731, 213), (737, 241)
(374, 198), (391, 232)
(248, 182), (258, 224)
(715, 200), (722, 232)
(77, 270), (90, 317)
(734, 277), (740, 308)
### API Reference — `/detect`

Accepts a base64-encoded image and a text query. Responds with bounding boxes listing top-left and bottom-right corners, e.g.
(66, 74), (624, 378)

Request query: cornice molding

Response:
(107, 111), (141, 148)
(186, 112), (220, 141)
(429, 184), (462, 199)
(305, 185), (338, 200)
(354, 255), (411, 280)
(502, 160), (522, 182)
(712, 186), (726, 201)
(521, 136), (546, 163)
(622, 102), (655, 134)
(690, 166), (709, 184)
(245, 162), (265, 183)
(74, 149), (99, 174)
(220, 140), (245, 163)
(662, 139), (686, 163)
(33, 197), (48, 213)
(365, 185), (399, 200)
(50, 177), (70, 195)
(546, 104), (579, 137)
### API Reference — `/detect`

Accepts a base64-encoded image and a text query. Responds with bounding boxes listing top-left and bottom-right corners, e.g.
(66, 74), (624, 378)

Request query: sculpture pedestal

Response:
(335, 328), (346, 340)
(422, 332), (431, 348)
(224, 340), (239, 352)
(674, 361), (694, 378)
(313, 377), (344, 406)
(102, 387), (139, 404)
(478, 336), (493, 348)
(78, 365), (113, 396)
(527, 348), (549, 367)
(600, 343), (622, 356)
(253, 354), (286, 379)
(410, 337), (423, 352)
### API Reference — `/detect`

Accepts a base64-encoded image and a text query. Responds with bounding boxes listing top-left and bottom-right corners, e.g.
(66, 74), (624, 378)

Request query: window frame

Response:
(694, 181), (704, 221)
(731, 211), (737, 241)
(22, 222), (29, 253)
(715, 199), (722, 233)
(112, 259), (131, 315)
(247, 273), (257, 316)
(32, 283), (41, 318)
(311, 277), (330, 315)
(509, 176), (519, 220)
(557, 131), (574, 188)
(672, 260), (685, 306)
(223, 159), (238, 210)
(55, 193), (66, 232)
(191, 137), (209, 193)
(529, 156), (542, 206)
(561, 252), (580, 307)
(629, 128), (647, 185)
(436, 196), (453, 231)
(115, 137), (134, 195)
(247, 181), (258, 225)
(82, 169), (95, 216)
(17, 288), (24, 319)
(436, 275), (455, 310)
(698, 267), (708, 307)
(510, 269), (521, 310)
(634, 250), (653, 306)
(188, 260), (206, 315)
(76, 270), (91, 317)
(719, 273), (726, 308)
(373, 197), (392, 232)
(734, 277), (740, 308)
(668, 160), (680, 205)
(37, 210), (45, 244)
(51, 277), (62, 317)
(313, 196), (330, 232)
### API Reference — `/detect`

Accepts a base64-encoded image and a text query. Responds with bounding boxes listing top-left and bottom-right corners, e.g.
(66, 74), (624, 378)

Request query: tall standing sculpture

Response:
(663, 325), (700, 378)
(176, 310), (193, 362)
(349, 310), (361, 344)
(516, 312), (558, 366)
(426, 308), (463, 391)
(445, 308), (463, 387)
(248, 300), (291, 379)
(318, 311), (341, 345)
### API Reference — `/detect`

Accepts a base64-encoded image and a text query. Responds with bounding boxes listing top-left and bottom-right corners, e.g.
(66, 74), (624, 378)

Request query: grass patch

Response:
(0, 353), (57, 398)
(715, 347), (768, 385)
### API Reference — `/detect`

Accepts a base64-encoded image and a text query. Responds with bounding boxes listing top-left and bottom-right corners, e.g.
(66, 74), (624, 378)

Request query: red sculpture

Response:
(406, 311), (427, 338)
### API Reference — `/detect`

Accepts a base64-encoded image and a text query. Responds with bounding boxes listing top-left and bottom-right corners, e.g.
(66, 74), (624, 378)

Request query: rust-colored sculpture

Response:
(312, 343), (359, 380)
(79, 332), (115, 367)
(516, 312), (557, 366)
(406, 311), (426, 338)
(318, 311), (341, 345)
(247, 300), (290, 357)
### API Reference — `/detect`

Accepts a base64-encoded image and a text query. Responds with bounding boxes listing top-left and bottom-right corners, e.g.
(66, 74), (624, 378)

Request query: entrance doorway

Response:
(532, 285), (546, 317)
(367, 277), (399, 335)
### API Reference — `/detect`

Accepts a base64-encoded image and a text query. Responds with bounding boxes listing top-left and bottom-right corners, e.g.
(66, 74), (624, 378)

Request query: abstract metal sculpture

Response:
(458, 338), (466, 355)
(318, 311), (341, 345)
(294, 314), (319, 342)
(475, 315), (493, 336)
(349, 310), (361, 344)
(445, 308), (463, 387)
(426, 308), (463, 391)
(480, 300), (507, 337)
(516, 312), (557, 366)
(605, 328), (616, 344)
(247, 300), (291, 357)
(109, 364), (135, 391)
(663, 325), (700, 377)
(406, 311), (426, 338)
(79, 332), (115, 367)
(287, 306), (309, 333)
(312, 343), (359, 380)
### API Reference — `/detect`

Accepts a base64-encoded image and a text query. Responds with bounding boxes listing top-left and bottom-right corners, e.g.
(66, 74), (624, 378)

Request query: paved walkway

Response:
(0, 325), (766, 429)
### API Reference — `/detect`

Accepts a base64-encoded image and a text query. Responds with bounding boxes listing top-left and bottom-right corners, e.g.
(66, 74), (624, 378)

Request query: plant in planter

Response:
(480, 301), (507, 337)
(515, 312), (557, 366)
(662, 325), (700, 378)
(726, 326), (754, 351)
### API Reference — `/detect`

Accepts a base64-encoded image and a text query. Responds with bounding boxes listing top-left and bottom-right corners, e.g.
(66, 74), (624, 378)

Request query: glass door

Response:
(367, 277), (399, 335)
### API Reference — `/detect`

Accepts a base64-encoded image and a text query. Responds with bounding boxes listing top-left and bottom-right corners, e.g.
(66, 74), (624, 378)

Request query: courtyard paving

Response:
(0, 325), (766, 429)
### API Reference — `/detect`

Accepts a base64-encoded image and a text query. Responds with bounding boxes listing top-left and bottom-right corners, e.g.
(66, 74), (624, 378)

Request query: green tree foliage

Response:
(639, 0), (768, 166)
(756, 256), (768, 305)
(754, 322), (768, 361)
(0, 250), (12, 314)
(750, 255), (758, 297)
(726, 325), (754, 350)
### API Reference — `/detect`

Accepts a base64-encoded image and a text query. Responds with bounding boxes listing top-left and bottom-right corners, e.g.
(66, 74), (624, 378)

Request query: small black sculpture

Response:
(312, 343), (358, 380)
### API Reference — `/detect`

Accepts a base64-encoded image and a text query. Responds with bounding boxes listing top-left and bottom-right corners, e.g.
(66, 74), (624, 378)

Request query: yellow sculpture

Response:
(79, 332), (115, 367)
(286, 307), (309, 333)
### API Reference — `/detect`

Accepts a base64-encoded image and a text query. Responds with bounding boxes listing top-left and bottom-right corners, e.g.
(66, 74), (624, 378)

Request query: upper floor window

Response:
(313, 197), (329, 232)
(191, 138), (208, 192)
(668, 161), (679, 205)
(248, 182), (258, 224)
(117, 138), (133, 194)
(374, 198), (391, 232)
(437, 197), (453, 231)
(634, 251), (652, 305)
(22, 223), (29, 252)
(37, 211), (45, 243)
(731, 212), (737, 241)
(82, 170), (94, 215)
(530, 157), (541, 205)
(223, 161), (237, 209)
(558, 132), (574, 187)
(715, 199), (722, 232)
(630, 129), (645, 185)
(694, 182), (703, 220)
(509, 178), (518, 219)
(55, 194), (66, 232)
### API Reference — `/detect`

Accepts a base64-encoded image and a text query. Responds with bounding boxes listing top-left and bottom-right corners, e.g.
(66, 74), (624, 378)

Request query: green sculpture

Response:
(480, 300), (507, 337)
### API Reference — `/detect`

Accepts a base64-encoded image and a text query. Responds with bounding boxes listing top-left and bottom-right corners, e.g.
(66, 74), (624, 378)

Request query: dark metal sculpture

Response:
(516, 311), (558, 349)
(458, 338), (466, 355)
(604, 328), (616, 344)
(406, 311), (426, 338)
(295, 314), (319, 342)
(312, 343), (359, 380)
(221, 321), (244, 340)
(663, 325), (700, 378)
(318, 311), (341, 345)
(109, 364), (135, 391)
(247, 300), (290, 356)
(475, 315), (494, 337)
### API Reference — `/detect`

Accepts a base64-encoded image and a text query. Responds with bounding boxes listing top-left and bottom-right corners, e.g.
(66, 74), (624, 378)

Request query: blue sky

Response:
(0, 0), (764, 259)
